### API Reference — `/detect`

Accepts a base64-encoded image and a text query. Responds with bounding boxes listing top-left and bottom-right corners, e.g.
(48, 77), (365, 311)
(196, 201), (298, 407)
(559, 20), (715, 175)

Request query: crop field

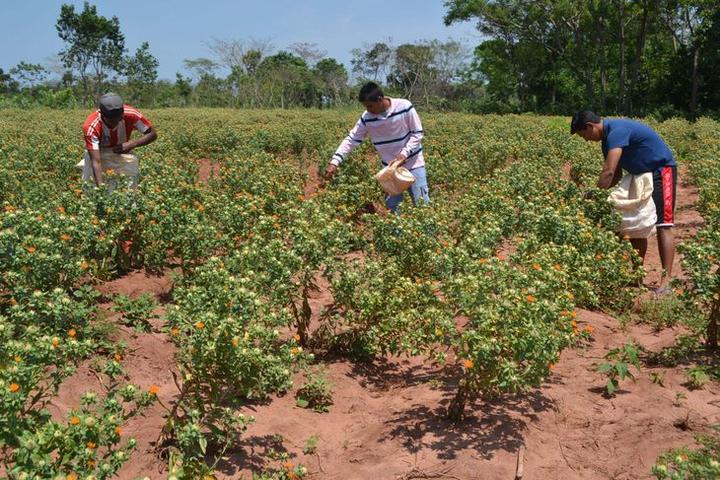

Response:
(1, 110), (720, 479)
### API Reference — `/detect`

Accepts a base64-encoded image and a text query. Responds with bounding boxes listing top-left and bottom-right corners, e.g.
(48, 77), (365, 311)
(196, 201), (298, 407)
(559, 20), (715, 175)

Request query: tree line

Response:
(0, 1), (718, 118)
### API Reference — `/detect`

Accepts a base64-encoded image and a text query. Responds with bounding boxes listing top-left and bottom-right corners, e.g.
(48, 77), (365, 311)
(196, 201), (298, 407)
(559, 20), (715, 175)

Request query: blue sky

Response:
(0, 0), (479, 81)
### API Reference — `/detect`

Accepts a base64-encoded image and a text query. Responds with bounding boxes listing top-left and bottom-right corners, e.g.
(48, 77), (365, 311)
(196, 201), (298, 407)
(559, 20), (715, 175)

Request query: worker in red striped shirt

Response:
(81, 93), (157, 187)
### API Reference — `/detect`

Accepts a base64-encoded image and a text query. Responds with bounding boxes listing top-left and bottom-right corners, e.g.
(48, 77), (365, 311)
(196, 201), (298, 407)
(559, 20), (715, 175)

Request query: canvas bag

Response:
(607, 172), (657, 239)
(77, 151), (139, 188)
(373, 163), (415, 196)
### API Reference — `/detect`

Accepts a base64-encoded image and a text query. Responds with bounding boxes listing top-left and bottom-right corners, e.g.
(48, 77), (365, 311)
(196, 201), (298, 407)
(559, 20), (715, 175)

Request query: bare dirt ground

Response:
(49, 165), (718, 480)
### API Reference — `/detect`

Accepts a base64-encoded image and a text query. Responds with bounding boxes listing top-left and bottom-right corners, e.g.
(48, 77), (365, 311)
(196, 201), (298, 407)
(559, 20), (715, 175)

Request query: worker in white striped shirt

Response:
(325, 82), (430, 213)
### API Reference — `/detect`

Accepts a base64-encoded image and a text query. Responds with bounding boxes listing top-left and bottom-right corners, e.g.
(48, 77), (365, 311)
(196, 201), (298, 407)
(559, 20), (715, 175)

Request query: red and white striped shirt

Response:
(82, 105), (153, 151)
(331, 98), (425, 170)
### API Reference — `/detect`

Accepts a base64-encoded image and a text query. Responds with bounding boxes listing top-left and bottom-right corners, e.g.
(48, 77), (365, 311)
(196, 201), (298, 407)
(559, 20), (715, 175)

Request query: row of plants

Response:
(1, 109), (715, 478)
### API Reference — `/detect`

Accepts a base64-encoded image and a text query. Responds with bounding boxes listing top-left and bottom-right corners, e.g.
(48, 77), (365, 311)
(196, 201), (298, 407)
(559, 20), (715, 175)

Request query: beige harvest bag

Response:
(77, 151), (139, 188)
(607, 172), (657, 239)
(373, 163), (415, 196)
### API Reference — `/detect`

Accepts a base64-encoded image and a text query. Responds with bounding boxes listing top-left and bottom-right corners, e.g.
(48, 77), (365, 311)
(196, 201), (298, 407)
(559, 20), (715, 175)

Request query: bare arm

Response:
(113, 128), (157, 153)
(89, 149), (103, 186)
(597, 147), (622, 189)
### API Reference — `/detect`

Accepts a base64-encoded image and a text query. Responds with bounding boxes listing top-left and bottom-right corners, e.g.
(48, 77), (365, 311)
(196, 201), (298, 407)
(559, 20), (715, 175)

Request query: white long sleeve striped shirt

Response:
(330, 98), (425, 170)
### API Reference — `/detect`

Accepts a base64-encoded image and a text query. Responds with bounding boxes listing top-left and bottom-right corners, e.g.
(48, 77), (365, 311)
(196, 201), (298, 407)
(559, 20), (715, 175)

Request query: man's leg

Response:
(652, 166), (677, 291)
(657, 226), (675, 288)
(408, 166), (430, 206)
(629, 238), (648, 262)
(386, 193), (404, 214)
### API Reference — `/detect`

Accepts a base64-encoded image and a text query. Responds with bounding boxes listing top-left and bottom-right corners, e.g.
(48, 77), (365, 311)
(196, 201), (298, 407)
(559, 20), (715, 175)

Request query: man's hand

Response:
(112, 142), (131, 154)
(390, 154), (407, 168)
(325, 163), (338, 180)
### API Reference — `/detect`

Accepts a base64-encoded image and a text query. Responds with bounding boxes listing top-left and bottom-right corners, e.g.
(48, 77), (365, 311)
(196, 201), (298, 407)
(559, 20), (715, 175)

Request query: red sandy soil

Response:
(48, 165), (718, 480)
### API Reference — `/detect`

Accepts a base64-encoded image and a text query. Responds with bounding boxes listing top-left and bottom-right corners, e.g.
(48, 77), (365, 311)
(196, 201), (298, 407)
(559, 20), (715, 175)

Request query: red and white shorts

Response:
(652, 166), (677, 227)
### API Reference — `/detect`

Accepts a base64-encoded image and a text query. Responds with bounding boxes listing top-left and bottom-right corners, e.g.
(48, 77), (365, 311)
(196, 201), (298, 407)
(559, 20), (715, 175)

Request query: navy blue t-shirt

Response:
(601, 118), (676, 174)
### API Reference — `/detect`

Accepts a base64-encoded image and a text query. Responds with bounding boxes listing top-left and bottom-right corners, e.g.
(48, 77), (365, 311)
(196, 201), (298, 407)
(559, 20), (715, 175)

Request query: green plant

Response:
(597, 342), (641, 396)
(685, 366), (711, 390)
(303, 434), (320, 455)
(296, 367), (333, 413)
(111, 293), (159, 332)
(653, 430), (720, 479)
(651, 371), (666, 387)
(634, 293), (699, 332)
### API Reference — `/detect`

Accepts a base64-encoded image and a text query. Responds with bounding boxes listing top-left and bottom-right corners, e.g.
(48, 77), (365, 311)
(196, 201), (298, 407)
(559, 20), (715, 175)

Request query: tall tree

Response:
(56, 2), (125, 102)
(124, 42), (159, 104)
(351, 41), (394, 82)
(314, 58), (348, 106)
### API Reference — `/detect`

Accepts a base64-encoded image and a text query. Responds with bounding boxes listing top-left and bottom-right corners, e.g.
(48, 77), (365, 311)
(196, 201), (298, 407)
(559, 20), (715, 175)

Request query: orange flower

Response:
(87, 441), (97, 449)
(584, 325), (593, 334)
(60, 233), (71, 241)
(463, 359), (474, 369)
(52, 337), (60, 348)
(570, 311), (577, 319)
(114, 353), (123, 361)
(293, 334), (301, 341)
(548, 363), (555, 371)
(115, 426), (123, 436)
(36, 215), (44, 221)
(283, 461), (295, 470)
(68, 329), (77, 338)
(532, 263), (542, 271)
(288, 472), (299, 480)
(526, 295), (536, 303)
(148, 385), (160, 396)
(595, 254), (603, 260)
(80, 260), (90, 270)
(13, 355), (21, 363)
(8, 383), (20, 393)
(26, 246), (36, 254)
(170, 327), (180, 337)
(56, 206), (65, 213)
(194, 321), (205, 330)
(553, 264), (562, 271)
(231, 337), (239, 347)
(67, 474), (78, 480)
(70, 415), (81, 425)
(291, 347), (300, 355)
(87, 460), (96, 468)
(3, 205), (16, 213)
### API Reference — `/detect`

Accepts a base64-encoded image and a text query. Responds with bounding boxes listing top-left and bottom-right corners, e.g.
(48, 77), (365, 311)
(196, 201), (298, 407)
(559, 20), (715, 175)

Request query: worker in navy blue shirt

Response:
(570, 110), (677, 294)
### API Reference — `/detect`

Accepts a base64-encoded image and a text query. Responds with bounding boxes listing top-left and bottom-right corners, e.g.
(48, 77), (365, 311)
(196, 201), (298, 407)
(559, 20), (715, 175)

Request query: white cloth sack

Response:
(77, 151), (139, 189)
(607, 172), (657, 239)
(374, 163), (415, 196)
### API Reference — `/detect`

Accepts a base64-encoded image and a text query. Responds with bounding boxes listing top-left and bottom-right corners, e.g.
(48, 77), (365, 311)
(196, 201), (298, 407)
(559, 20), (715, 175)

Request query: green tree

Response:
(123, 42), (159, 105)
(56, 2), (126, 102)
(314, 58), (348, 107)
(9, 62), (48, 89)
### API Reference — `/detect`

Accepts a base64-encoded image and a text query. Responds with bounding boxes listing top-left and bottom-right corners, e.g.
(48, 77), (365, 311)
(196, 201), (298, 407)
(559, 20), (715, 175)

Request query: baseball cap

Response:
(99, 93), (124, 117)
